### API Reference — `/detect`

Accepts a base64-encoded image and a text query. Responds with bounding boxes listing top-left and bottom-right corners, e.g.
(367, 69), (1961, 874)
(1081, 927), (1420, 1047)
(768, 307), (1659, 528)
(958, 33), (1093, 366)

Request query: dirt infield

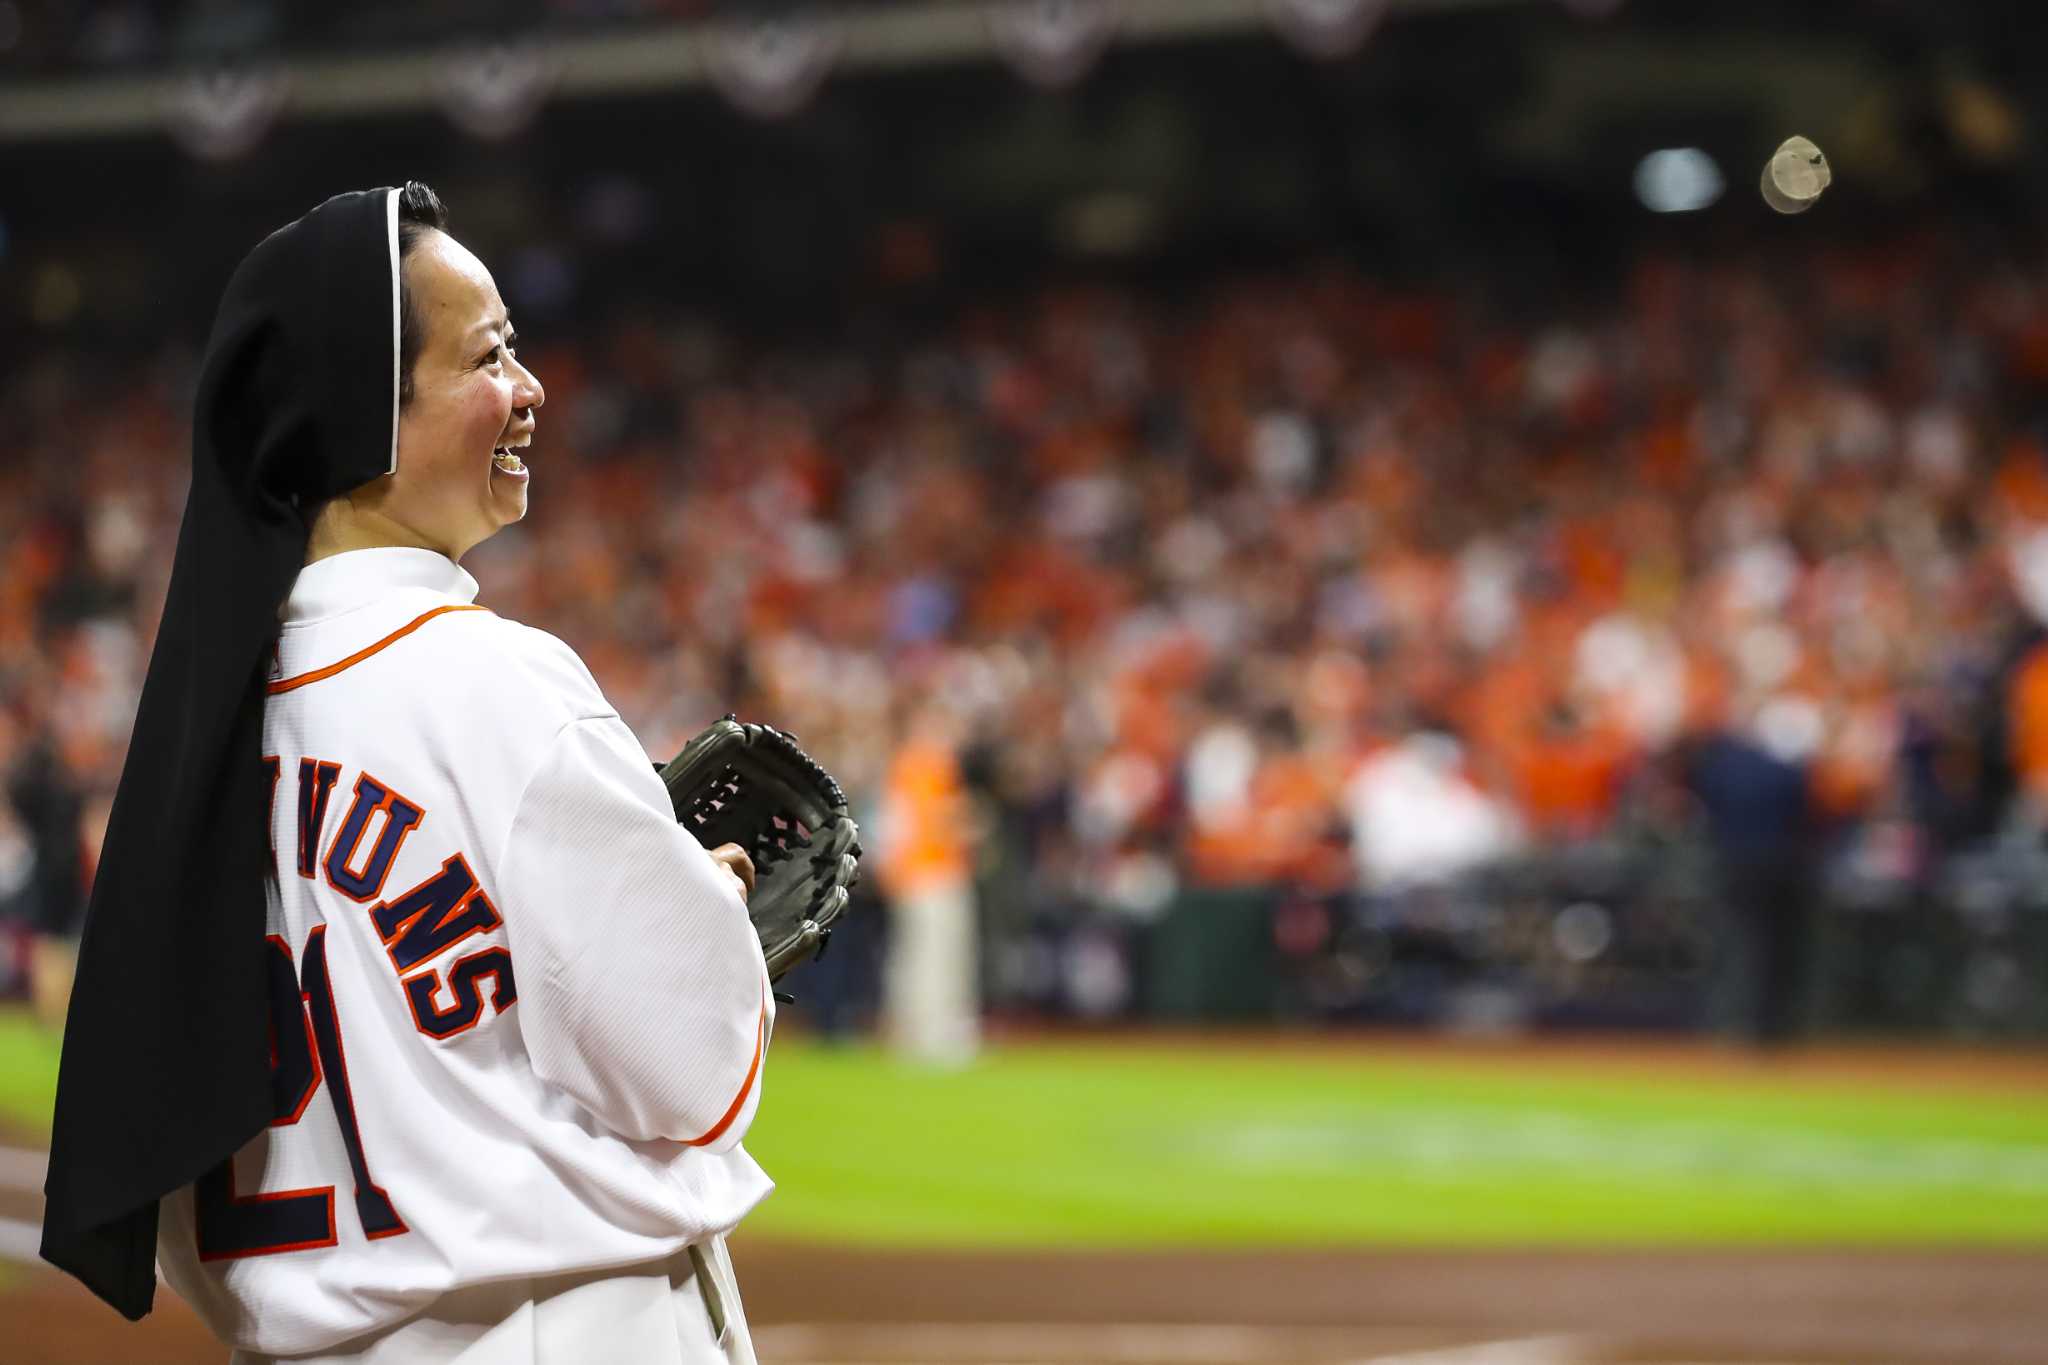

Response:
(748, 1244), (2048, 1363)
(7, 1243), (2047, 1364)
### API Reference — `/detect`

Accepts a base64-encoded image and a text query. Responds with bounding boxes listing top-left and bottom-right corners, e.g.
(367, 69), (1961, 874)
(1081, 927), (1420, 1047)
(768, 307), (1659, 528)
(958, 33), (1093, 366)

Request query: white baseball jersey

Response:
(156, 547), (775, 1357)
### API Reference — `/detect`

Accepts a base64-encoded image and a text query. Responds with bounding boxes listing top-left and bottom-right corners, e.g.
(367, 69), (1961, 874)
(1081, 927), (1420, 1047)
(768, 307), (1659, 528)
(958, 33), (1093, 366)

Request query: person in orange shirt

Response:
(876, 702), (980, 1065)
(2006, 639), (2048, 814)
(1514, 699), (1632, 840)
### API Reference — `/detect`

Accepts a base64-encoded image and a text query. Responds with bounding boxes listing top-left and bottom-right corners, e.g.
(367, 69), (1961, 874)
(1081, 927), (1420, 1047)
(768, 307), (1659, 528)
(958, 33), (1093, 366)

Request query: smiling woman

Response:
(43, 183), (779, 1365)
(306, 183), (545, 566)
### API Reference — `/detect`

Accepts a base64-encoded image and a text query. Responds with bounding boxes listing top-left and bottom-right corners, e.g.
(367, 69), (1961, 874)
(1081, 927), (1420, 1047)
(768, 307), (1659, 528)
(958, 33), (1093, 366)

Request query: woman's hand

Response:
(707, 842), (755, 903)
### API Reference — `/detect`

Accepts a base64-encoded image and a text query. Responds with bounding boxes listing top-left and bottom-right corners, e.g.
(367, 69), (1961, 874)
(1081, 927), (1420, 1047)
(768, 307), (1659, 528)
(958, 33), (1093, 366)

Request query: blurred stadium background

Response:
(5, 0), (2048, 1361)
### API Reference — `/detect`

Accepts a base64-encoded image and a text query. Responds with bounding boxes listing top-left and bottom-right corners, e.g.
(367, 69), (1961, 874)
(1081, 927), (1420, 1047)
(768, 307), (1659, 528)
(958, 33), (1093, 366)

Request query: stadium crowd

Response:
(7, 227), (2048, 1028)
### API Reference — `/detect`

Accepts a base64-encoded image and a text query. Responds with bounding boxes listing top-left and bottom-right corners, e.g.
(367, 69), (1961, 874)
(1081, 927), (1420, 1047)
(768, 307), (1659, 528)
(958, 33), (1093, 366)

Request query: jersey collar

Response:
(283, 547), (481, 623)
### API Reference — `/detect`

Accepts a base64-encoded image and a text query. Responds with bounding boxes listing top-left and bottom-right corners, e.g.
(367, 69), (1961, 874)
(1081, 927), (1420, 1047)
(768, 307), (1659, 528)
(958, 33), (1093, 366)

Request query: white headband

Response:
(385, 186), (401, 473)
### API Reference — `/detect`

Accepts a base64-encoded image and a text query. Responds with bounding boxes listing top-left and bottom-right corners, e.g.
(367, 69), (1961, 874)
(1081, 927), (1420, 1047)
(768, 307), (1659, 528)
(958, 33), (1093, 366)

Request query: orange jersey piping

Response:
(681, 983), (768, 1148)
(269, 605), (489, 695)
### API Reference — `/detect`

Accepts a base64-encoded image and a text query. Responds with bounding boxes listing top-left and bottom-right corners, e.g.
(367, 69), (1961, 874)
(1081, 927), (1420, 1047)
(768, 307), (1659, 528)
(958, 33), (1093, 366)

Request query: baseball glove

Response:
(658, 717), (862, 982)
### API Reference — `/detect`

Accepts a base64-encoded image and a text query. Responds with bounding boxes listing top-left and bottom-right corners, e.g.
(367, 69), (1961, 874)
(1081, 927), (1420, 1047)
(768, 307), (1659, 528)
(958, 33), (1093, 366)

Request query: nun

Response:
(42, 184), (775, 1363)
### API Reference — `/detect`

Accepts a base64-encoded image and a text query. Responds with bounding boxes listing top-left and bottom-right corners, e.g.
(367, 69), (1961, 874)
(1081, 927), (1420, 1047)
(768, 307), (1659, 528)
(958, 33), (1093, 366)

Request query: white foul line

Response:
(0, 1145), (46, 1193)
(751, 1323), (1597, 1364)
(1349, 1336), (1590, 1364)
(0, 1216), (42, 1264)
(0, 1147), (46, 1269)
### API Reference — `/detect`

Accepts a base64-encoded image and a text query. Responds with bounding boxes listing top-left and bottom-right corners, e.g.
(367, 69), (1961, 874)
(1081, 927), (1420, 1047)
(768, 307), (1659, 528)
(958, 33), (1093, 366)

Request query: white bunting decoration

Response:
(441, 41), (556, 141)
(703, 13), (841, 120)
(1265, 0), (1391, 59)
(986, 0), (1121, 90)
(164, 64), (289, 161)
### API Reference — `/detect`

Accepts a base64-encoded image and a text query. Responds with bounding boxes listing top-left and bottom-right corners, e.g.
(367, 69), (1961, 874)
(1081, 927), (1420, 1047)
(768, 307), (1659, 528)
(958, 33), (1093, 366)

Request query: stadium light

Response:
(1633, 147), (1723, 213)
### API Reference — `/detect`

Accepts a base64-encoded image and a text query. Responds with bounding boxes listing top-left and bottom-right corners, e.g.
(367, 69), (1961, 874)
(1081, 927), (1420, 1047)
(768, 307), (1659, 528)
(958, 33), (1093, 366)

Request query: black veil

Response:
(41, 187), (406, 1319)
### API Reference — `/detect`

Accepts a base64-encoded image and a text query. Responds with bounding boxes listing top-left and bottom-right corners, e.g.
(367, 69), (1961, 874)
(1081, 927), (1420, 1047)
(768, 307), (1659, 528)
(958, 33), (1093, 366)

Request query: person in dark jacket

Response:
(1685, 716), (1816, 1045)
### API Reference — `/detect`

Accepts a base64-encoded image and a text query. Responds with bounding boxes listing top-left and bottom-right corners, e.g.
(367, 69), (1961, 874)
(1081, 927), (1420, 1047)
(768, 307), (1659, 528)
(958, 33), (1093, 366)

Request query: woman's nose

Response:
(513, 356), (544, 410)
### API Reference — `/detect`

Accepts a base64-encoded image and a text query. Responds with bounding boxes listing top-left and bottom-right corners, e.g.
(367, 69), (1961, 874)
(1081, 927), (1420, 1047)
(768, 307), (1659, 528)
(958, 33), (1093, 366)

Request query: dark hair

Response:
(395, 180), (448, 410)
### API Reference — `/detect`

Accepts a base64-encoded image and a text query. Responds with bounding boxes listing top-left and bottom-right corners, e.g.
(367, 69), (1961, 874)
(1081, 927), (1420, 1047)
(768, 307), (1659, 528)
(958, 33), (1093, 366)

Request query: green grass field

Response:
(5, 1011), (2046, 1246)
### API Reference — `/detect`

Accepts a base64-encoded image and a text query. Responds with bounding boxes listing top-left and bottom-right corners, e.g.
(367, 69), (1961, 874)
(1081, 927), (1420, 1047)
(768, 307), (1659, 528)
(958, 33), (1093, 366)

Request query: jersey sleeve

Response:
(497, 714), (773, 1149)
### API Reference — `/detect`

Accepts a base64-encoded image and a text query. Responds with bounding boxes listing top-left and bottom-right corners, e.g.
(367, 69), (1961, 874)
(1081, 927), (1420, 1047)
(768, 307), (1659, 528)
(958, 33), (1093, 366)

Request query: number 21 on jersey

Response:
(194, 928), (405, 1260)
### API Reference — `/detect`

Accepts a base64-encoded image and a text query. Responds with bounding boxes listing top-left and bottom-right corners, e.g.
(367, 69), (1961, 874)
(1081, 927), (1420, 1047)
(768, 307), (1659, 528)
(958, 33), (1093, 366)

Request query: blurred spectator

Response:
(9, 226), (2048, 1035)
(875, 703), (979, 1064)
(1345, 728), (1519, 892)
(1684, 704), (1817, 1045)
(6, 734), (89, 1028)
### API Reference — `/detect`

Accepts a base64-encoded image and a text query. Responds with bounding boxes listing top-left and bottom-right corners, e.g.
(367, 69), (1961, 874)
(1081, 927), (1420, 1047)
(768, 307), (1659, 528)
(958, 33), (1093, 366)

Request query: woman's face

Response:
(382, 229), (544, 560)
